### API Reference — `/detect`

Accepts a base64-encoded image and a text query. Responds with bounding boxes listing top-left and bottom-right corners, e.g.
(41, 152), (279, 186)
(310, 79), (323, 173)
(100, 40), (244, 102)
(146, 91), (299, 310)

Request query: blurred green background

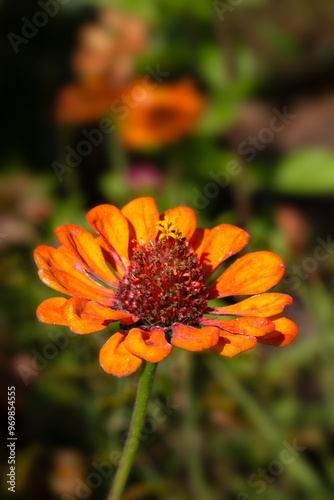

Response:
(1, 0), (334, 499)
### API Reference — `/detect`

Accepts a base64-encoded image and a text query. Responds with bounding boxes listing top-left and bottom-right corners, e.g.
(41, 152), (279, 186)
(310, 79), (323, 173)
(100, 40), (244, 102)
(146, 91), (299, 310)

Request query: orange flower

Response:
(55, 81), (119, 125)
(34, 197), (297, 377)
(55, 9), (148, 125)
(116, 80), (204, 148)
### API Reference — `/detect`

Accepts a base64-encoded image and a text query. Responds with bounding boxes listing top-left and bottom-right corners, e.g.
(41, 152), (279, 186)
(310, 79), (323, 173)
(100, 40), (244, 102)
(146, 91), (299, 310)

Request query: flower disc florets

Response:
(117, 236), (209, 327)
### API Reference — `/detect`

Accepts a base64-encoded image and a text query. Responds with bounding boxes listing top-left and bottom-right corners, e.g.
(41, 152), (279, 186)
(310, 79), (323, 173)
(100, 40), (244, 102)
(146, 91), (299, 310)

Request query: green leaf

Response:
(273, 148), (334, 194)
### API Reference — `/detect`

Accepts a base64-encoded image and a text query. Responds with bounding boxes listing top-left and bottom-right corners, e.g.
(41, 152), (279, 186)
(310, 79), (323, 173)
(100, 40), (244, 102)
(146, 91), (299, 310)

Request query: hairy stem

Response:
(107, 361), (157, 500)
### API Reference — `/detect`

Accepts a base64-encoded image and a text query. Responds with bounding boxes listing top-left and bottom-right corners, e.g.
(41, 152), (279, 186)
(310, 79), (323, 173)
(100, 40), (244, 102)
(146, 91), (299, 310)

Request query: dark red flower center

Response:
(117, 236), (209, 327)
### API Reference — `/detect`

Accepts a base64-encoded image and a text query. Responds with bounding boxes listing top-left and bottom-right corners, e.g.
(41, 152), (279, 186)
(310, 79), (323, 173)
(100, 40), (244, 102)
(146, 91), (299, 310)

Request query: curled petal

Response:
(34, 245), (116, 299)
(124, 327), (172, 362)
(211, 334), (257, 357)
(95, 236), (119, 270)
(121, 197), (159, 246)
(34, 244), (84, 275)
(192, 224), (249, 279)
(37, 268), (68, 296)
(55, 224), (119, 286)
(86, 204), (130, 270)
(171, 323), (219, 351)
(161, 207), (197, 240)
(61, 298), (135, 334)
(208, 293), (292, 318)
(258, 316), (298, 347)
(99, 332), (142, 377)
(38, 267), (116, 306)
(82, 301), (137, 326)
(36, 297), (67, 325)
(201, 316), (275, 337)
(209, 251), (285, 299)
(62, 297), (108, 334)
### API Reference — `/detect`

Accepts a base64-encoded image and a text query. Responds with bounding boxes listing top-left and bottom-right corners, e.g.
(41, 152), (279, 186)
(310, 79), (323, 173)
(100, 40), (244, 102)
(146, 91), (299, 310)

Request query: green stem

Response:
(107, 361), (157, 500)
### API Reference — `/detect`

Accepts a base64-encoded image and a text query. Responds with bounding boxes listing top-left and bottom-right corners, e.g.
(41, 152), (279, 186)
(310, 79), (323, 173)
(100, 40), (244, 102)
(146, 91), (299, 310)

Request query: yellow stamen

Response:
(156, 215), (182, 240)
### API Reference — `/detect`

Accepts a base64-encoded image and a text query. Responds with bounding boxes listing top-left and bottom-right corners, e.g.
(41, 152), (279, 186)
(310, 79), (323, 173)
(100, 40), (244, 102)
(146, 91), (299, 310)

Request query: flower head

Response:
(116, 80), (204, 148)
(34, 197), (297, 377)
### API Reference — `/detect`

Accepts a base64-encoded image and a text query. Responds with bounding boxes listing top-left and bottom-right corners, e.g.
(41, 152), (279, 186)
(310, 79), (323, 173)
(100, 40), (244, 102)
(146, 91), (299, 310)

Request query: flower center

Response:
(117, 234), (209, 327)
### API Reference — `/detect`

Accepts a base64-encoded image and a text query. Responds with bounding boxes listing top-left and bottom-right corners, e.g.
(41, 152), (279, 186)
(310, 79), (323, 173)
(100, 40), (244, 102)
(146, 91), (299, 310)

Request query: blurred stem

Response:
(297, 281), (334, 429)
(205, 356), (331, 499)
(182, 352), (217, 500)
(108, 130), (128, 172)
(108, 361), (157, 500)
(233, 158), (253, 228)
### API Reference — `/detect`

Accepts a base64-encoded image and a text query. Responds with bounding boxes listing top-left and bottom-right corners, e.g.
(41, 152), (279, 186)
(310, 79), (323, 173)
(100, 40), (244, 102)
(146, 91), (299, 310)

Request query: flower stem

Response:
(107, 361), (157, 500)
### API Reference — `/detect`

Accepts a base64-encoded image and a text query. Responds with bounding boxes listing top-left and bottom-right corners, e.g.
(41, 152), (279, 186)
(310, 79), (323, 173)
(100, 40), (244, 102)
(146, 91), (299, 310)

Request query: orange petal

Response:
(62, 297), (108, 334)
(201, 316), (275, 337)
(37, 268), (68, 295)
(258, 316), (298, 346)
(208, 293), (292, 318)
(171, 323), (219, 351)
(55, 224), (119, 286)
(34, 244), (78, 273)
(60, 299), (136, 334)
(36, 297), (67, 325)
(99, 331), (142, 377)
(96, 236), (119, 270)
(209, 251), (285, 299)
(124, 327), (172, 362)
(86, 204), (130, 270)
(210, 333), (257, 357)
(38, 267), (116, 306)
(161, 207), (197, 240)
(192, 224), (249, 279)
(34, 245), (116, 296)
(121, 197), (159, 246)
(189, 228), (210, 256)
(82, 301), (137, 326)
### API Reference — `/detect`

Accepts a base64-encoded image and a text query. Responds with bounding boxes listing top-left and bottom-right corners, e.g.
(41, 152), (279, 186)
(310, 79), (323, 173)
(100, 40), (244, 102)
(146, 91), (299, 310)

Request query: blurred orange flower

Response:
(116, 80), (204, 148)
(72, 11), (147, 84)
(55, 7), (148, 125)
(55, 80), (118, 125)
(34, 197), (297, 377)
